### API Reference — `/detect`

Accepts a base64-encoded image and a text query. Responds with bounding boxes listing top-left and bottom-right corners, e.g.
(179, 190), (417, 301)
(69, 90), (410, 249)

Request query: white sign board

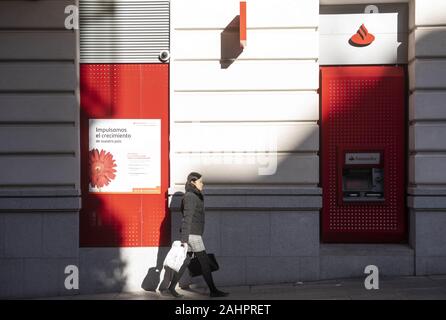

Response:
(319, 4), (408, 65)
(88, 119), (161, 194)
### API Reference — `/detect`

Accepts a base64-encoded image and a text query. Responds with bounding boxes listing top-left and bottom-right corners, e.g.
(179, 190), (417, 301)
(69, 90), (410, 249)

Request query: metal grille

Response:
(79, 0), (170, 63)
(321, 66), (406, 243)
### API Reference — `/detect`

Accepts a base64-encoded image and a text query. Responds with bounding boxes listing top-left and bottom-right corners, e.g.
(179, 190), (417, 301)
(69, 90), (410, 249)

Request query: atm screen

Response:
(343, 168), (373, 191)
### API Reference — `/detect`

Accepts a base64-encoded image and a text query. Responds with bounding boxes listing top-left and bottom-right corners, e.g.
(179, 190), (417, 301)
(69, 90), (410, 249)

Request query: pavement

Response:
(44, 275), (446, 300)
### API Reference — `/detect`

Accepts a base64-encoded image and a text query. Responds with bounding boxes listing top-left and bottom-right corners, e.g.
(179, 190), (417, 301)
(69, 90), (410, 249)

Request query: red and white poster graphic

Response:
(88, 119), (161, 194)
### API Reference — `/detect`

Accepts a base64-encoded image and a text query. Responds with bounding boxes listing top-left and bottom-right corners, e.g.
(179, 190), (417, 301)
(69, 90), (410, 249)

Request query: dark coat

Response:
(180, 184), (205, 243)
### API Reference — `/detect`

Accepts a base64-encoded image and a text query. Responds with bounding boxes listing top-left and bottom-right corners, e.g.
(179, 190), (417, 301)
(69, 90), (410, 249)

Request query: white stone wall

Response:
(170, 0), (320, 190)
(408, 0), (446, 275)
(169, 0), (321, 287)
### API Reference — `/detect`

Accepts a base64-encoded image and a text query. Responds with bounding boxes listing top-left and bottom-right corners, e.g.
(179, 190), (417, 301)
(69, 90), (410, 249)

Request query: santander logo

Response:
(349, 24), (375, 47)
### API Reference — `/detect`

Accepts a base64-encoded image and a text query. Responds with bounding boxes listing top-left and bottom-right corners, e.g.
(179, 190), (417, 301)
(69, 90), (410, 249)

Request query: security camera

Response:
(159, 50), (170, 62)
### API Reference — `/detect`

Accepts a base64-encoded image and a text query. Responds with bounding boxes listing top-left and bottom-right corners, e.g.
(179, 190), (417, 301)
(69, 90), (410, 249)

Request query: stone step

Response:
(320, 244), (415, 280)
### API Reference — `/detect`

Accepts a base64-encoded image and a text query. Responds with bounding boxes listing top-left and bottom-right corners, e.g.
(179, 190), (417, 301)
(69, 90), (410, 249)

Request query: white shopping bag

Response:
(163, 240), (188, 273)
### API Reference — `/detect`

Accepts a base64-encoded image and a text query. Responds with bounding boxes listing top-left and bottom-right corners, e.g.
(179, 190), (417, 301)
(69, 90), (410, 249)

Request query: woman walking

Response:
(168, 172), (229, 298)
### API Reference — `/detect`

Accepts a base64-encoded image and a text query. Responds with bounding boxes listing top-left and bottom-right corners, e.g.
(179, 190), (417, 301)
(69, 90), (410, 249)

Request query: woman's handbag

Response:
(188, 253), (219, 277)
(163, 241), (188, 273)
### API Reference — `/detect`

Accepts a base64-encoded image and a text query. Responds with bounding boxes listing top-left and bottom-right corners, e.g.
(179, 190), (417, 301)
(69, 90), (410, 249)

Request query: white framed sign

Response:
(88, 119), (161, 194)
(319, 3), (408, 65)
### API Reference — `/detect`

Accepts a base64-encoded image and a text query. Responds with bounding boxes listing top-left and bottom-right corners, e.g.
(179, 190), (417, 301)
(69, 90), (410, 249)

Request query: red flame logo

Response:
(349, 24), (375, 47)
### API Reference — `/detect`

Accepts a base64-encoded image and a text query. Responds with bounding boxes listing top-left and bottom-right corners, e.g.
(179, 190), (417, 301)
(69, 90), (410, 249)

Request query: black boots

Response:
(210, 290), (230, 298)
(195, 251), (229, 298)
(168, 251), (229, 298)
(168, 286), (183, 298)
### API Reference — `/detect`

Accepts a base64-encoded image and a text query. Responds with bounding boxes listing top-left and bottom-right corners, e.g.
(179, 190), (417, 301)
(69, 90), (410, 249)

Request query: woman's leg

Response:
(195, 250), (228, 297)
(168, 252), (192, 298)
(188, 235), (229, 297)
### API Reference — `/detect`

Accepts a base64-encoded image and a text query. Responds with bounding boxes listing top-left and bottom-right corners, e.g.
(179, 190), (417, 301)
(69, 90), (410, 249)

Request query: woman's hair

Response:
(182, 172), (203, 208)
(185, 172), (201, 191)
(186, 172), (201, 186)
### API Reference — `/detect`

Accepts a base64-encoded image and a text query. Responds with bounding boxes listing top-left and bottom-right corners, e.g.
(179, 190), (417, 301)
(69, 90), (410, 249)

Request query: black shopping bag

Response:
(188, 253), (219, 277)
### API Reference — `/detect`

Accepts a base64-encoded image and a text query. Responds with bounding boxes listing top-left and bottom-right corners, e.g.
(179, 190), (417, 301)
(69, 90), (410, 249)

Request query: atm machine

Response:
(321, 66), (406, 243)
(341, 151), (384, 202)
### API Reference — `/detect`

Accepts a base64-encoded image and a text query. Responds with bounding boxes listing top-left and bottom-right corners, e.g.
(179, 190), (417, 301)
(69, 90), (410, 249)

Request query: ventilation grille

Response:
(79, 0), (169, 63)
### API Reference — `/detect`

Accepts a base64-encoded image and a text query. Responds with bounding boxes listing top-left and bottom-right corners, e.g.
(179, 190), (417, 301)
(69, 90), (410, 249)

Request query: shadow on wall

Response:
(80, 0), (132, 289)
(79, 61), (128, 293)
(79, 0), (123, 288)
(141, 198), (172, 292)
(220, 15), (244, 69)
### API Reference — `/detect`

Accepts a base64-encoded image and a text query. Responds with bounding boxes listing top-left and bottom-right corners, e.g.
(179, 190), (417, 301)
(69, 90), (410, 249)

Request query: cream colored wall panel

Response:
(0, 63), (76, 91)
(409, 0), (415, 30)
(0, 94), (77, 122)
(410, 154), (446, 185)
(409, 27), (446, 60)
(0, 157), (78, 186)
(173, 29), (318, 60)
(410, 124), (446, 151)
(409, 92), (446, 121)
(172, 92), (319, 122)
(409, 30), (415, 61)
(173, 60), (318, 91)
(411, 0), (446, 28)
(172, 0), (318, 29)
(0, 0), (75, 29)
(0, 127), (77, 153)
(172, 153), (319, 184)
(409, 60), (446, 90)
(173, 123), (319, 152)
(0, 32), (76, 61)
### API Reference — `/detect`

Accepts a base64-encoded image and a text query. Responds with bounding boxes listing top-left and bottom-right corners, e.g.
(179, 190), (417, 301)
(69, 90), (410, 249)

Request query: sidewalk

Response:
(46, 275), (446, 300)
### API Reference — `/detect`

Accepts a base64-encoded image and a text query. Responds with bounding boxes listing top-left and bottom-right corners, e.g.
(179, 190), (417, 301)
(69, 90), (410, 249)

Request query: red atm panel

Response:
(79, 64), (170, 247)
(321, 66), (406, 243)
